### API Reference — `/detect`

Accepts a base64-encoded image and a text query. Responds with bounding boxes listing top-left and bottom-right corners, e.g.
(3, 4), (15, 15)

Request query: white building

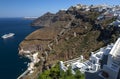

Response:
(101, 38), (120, 79)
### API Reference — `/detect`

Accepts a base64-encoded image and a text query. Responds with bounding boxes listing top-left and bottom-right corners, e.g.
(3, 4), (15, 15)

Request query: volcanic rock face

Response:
(31, 10), (73, 27)
(19, 4), (119, 79)
(31, 12), (55, 27)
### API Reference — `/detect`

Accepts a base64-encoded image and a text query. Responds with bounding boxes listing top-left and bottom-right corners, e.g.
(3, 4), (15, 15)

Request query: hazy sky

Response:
(0, 0), (120, 17)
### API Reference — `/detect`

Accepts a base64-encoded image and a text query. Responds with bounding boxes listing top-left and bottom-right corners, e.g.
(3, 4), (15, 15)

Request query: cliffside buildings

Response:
(101, 38), (120, 79)
(60, 37), (120, 79)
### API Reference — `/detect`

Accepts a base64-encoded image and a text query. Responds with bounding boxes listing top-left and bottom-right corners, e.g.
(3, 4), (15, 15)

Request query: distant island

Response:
(18, 4), (120, 79)
(23, 16), (38, 20)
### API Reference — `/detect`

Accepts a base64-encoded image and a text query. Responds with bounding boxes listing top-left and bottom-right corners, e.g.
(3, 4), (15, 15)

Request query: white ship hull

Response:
(1, 33), (15, 39)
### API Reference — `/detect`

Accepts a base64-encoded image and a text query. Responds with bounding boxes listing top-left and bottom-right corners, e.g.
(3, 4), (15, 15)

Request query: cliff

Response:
(31, 10), (72, 27)
(19, 4), (119, 79)
(31, 12), (55, 27)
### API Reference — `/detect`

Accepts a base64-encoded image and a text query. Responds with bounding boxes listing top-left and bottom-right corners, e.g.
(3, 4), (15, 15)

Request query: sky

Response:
(0, 0), (120, 17)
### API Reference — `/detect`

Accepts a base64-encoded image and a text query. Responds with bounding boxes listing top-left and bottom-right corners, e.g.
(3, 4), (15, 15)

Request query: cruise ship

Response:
(1, 33), (15, 39)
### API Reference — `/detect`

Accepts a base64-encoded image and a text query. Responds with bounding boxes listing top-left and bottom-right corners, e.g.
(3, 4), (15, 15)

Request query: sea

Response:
(0, 18), (37, 79)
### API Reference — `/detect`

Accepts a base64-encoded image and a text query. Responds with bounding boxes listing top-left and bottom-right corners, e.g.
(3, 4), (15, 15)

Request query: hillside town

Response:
(18, 4), (120, 79)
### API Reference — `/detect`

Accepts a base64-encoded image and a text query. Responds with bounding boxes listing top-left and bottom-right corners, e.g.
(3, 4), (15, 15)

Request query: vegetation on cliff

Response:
(38, 63), (85, 79)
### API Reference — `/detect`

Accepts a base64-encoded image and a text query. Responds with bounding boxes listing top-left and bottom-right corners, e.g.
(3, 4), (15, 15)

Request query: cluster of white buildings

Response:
(95, 5), (120, 20)
(60, 37), (120, 79)
(71, 4), (120, 16)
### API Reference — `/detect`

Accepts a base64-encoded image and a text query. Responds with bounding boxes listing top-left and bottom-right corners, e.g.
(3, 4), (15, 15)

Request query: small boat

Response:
(1, 33), (15, 39)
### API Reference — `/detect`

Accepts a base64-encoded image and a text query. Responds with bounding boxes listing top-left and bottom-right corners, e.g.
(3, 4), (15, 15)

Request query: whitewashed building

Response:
(100, 38), (120, 79)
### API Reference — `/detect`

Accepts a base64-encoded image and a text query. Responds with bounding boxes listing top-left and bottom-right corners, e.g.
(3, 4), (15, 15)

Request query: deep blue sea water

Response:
(0, 18), (37, 79)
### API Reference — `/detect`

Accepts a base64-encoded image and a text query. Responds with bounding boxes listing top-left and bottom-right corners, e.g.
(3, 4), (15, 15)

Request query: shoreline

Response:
(17, 49), (40, 79)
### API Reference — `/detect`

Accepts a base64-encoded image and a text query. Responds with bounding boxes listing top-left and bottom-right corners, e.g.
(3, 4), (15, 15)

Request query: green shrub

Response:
(38, 63), (85, 79)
